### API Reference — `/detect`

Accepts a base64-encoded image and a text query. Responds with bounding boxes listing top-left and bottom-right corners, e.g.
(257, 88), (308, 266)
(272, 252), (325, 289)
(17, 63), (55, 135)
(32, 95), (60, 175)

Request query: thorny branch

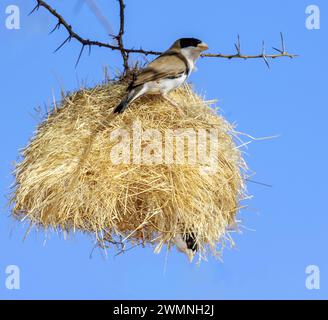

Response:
(115, 0), (129, 73)
(31, 0), (297, 71)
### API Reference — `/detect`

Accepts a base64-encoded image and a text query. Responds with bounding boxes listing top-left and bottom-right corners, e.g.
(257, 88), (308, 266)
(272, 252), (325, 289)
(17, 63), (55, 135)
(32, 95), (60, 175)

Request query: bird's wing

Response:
(130, 52), (189, 89)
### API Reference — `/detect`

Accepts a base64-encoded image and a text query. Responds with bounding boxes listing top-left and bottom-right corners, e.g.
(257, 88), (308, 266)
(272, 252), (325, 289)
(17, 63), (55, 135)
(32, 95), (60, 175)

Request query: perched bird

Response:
(174, 232), (198, 262)
(113, 38), (208, 113)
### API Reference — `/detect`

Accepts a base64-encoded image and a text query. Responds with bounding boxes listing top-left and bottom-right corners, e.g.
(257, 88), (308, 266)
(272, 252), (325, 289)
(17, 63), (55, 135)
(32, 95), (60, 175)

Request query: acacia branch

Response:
(31, 0), (297, 70)
(115, 0), (129, 73)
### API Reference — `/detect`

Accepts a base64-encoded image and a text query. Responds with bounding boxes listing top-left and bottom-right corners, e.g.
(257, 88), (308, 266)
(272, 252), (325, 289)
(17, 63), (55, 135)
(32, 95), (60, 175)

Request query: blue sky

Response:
(0, 0), (327, 299)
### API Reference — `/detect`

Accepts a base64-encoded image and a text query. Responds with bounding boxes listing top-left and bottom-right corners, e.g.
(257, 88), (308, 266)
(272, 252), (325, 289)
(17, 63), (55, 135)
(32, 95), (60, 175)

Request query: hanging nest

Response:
(11, 80), (247, 261)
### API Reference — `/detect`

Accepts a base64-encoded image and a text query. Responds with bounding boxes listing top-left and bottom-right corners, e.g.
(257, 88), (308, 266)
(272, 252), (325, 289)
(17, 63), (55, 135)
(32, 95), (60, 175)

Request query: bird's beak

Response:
(187, 250), (195, 263)
(197, 42), (209, 51)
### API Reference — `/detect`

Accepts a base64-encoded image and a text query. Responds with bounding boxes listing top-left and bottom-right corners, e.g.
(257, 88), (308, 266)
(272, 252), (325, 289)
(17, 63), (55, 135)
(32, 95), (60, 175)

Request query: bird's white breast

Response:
(145, 73), (188, 95)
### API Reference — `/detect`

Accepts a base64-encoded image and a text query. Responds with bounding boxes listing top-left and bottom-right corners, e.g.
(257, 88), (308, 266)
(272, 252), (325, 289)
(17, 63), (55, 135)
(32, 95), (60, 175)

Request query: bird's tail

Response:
(113, 88), (139, 114)
(113, 96), (130, 114)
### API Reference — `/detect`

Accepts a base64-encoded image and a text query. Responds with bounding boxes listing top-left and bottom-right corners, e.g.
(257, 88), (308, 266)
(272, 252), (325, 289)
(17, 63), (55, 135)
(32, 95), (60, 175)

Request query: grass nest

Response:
(11, 80), (247, 261)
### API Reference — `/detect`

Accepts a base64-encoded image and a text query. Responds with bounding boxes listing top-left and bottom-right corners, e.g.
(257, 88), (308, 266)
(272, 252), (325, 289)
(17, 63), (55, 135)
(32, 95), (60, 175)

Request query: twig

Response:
(31, 0), (297, 70)
(115, 0), (129, 73)
(203, 38), (296, 60)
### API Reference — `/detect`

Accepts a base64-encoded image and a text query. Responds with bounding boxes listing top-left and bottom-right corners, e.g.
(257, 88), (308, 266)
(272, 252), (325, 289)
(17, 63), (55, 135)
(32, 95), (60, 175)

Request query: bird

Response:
(113, 37), (208, 114)
(174, 232), (198, 262)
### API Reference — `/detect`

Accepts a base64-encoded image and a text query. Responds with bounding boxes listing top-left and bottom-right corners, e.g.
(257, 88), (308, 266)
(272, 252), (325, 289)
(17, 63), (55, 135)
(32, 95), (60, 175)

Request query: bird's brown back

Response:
(129, 50), (189, 89)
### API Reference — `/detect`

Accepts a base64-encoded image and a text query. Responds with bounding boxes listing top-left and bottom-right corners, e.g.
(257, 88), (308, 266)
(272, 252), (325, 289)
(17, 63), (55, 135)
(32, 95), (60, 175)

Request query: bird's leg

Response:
(162, 93), (185, 116)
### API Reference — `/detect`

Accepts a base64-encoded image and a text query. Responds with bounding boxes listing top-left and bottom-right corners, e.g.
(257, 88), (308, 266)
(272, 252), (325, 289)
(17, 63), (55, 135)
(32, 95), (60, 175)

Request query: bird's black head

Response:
(179, 38), (202, 48)
(184, 233), (198, 252)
